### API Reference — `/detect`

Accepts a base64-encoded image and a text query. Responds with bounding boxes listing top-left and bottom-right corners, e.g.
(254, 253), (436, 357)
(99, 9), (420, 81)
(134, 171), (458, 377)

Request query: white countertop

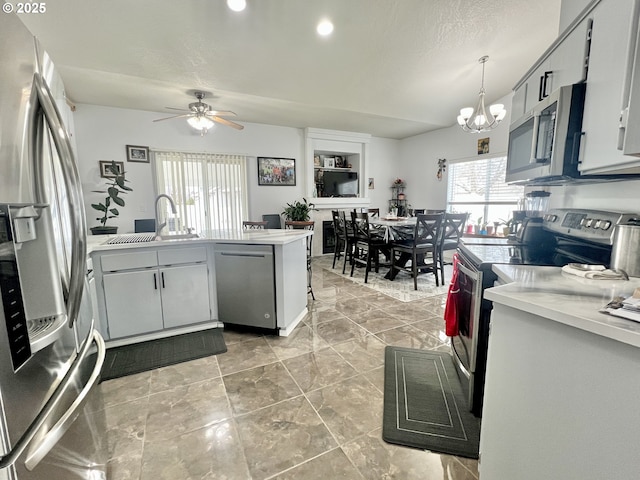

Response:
(87, 228), (312, 254)
(487, 265), (640, 348)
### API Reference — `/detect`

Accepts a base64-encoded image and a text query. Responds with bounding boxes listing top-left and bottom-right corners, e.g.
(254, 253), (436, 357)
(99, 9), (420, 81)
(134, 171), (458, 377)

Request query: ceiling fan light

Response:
(317, 19), (334, 36)
(227, 0), (246, 12)
(187, 116), (215, 131)
(495, 109), (507, 122)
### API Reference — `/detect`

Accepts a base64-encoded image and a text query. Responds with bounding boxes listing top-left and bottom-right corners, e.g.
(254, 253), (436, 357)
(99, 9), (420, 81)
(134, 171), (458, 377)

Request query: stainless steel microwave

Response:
(506, 82), (586, 184)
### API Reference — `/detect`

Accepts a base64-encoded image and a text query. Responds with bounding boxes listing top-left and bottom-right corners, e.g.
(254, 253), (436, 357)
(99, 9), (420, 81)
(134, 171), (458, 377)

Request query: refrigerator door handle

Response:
(0, 322), (99, 470)
(31, 72), (87, 329)
(24, 329), (106, 471)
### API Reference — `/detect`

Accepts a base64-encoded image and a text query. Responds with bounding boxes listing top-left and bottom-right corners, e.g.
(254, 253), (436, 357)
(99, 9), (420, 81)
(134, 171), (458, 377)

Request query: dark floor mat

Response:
(382, 346), (481, 459)
(101, 328), (227, 381)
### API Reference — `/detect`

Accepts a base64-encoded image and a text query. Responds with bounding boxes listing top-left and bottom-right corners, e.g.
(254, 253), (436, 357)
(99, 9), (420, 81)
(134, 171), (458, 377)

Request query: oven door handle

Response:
(457, 262), (480, 281)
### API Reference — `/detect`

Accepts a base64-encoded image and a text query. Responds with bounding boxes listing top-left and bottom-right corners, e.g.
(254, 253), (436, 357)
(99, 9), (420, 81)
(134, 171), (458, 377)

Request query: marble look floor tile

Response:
(149, 355), (221, 394)
(104, 396), (148, 459)
(223, 362), (302, 416)
(235, 396), (337, 479)
(333, 297), (378, 317)
(222, 328), (264, 346)
(271, 447), (364, 480)
(363, 366), (385, 393)
(374, 324), (445, 349)
(282, 348), (358, 393)
(145, 377), (231, 442)
(305, 305), (348, 325)
(312, 316), (369, 344)
(343, 428), (478, 480)
(107, 453), (142, 480)
(346, 309), (406, 334)
(266, 324), (330, 360)
(216, 337), (279, 376)
(140, 420), (251, 480)
(331, 334), (386, 373)
(100, 371), (151, 408)
(307, 375), (384, 444)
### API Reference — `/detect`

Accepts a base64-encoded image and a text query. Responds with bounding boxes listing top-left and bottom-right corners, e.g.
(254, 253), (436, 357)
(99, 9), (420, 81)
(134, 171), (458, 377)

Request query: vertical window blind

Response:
(153, 151), (248, 232)
(447, 156), (524, 225)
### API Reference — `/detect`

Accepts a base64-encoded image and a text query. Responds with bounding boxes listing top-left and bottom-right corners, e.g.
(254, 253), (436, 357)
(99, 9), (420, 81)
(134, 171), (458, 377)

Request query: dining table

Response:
(369, 216), (416, 242)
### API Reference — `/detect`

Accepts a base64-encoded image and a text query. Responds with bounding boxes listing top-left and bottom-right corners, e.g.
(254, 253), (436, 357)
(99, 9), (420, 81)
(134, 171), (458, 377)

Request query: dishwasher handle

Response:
(218, 252), (271, 258)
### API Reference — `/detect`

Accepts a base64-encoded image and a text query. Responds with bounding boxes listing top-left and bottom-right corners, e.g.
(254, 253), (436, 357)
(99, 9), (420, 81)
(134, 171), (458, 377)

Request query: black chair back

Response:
(262, 214), (282, 229)
(440, 213), (469, 248)
(414, 213), (443, 247)
(351, 211), (372, 240)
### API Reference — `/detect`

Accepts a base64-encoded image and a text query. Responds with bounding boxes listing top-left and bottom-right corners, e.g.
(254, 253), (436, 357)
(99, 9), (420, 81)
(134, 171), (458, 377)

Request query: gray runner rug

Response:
(101, 328), (227, 381)
(382, 346), (481, 459)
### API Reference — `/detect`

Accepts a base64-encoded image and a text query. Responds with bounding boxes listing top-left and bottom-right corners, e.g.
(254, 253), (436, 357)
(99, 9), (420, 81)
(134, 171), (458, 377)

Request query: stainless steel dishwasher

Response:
(214, 243), (277, 329)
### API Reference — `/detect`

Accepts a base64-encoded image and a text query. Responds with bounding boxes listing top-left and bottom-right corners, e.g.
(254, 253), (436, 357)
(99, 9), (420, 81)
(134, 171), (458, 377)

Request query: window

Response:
(153, 151), (248, 232)
(447, 156), (523, 229)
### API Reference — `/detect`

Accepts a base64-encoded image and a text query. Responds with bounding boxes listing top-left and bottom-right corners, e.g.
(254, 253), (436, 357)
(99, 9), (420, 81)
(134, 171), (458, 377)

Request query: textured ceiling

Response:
(19, 0), (561, 139)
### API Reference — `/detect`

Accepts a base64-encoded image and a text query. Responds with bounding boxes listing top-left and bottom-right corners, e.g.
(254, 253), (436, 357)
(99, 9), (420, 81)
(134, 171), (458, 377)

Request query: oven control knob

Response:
(601, 220), (612, 230)
(550, 214), (558, 222)
(585, 218), (593, 227)
(580, 218), (588, 226)
(594, 220), (602, 229)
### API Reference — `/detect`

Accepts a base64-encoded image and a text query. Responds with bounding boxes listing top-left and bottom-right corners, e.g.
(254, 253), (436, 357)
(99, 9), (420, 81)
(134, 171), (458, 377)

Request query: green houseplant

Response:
(282, 198), (316, 221)
(90, 161), (133, 235)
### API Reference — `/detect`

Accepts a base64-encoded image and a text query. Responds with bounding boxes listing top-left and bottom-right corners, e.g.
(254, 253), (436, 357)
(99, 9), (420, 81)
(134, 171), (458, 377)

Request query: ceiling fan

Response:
(153, 91), (244, 134)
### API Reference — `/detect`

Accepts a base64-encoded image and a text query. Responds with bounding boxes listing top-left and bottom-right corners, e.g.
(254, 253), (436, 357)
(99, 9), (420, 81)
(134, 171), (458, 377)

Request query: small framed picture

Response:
(335, 155), (344, 167)
(314, 155), (321, 167)
(126, 145), (150, 163)
(257, 157), (296, 186)
(478, 137), (490, 155)
(99, 161), (124, 178)
(323, 157), (335, 168)
(368, 177), (375, 189)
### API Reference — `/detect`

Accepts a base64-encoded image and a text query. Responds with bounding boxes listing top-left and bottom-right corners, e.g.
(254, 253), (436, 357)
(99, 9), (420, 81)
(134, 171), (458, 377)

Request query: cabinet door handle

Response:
(161, 272), (165, 289)
(153, 273), (157, 290)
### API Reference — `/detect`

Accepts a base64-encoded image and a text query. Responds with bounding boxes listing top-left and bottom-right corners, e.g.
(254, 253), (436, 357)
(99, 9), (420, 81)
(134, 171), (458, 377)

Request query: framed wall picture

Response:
(478, 137), (490, 155)
(257, 157), (296, 186)
(126, 145), (150, 162)
(99, 161), (124, 178)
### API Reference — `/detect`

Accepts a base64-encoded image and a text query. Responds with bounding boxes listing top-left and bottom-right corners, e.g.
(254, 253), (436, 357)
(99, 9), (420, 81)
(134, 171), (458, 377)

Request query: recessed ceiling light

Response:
(227, 0), (246, 12)
(317, 19), (334, 36)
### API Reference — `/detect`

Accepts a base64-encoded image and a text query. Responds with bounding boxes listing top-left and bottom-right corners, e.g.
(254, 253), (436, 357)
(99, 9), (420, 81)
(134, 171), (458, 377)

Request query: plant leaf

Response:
(109, 208), (119, 215)
(91, 203), (106, 212)
(112, 196), (125, 207)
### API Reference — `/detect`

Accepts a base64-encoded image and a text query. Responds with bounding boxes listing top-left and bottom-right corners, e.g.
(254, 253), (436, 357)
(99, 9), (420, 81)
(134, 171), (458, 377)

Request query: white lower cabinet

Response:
(99, 246), (211, 340)
(160, 263), (210, 328)
(103, 269), (164, 338)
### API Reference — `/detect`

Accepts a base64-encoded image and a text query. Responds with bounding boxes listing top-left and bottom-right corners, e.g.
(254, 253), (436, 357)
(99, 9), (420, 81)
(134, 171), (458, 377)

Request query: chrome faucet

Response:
(155, 194), (177, 237)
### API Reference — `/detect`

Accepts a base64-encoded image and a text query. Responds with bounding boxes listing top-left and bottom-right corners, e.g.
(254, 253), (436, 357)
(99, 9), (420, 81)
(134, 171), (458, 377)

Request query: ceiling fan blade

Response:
(205, 109), (236, 117)
(211, 115), (244, 130)
(153, 113), (192, 122)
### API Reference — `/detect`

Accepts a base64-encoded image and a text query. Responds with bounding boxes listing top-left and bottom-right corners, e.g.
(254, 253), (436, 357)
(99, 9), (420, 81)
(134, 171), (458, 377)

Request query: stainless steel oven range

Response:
(451, 208), (638, 417)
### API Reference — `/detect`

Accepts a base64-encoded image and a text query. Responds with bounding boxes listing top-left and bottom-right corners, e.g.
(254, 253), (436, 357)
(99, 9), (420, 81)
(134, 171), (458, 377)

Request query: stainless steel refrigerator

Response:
(0, 14), (107, 480)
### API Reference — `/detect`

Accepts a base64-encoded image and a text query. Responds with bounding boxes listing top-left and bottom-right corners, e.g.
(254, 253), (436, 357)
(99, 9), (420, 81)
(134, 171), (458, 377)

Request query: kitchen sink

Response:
(156, 232), (200, 241)
(106, 232), (199, 245)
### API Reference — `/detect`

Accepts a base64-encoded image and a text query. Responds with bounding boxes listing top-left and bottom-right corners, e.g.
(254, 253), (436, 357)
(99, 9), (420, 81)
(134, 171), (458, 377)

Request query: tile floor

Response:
(99, 259), (479, 479)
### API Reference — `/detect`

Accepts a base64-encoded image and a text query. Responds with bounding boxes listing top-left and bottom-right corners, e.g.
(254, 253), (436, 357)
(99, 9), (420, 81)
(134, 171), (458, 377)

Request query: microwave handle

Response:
(529, 113), (541, 164)
(571, 131), (585, 164)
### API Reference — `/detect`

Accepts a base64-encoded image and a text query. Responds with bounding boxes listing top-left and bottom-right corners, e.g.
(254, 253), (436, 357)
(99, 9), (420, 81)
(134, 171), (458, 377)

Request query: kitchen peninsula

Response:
(479, 265), (640, 480)
(87, 229), (311, 345)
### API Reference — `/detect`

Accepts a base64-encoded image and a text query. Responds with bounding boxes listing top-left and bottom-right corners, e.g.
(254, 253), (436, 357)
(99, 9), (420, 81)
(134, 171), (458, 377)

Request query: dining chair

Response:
(262, 214), (282, 229)
(389, 213), (443, 290)
(437, 212), (469, 284)
(243, 220), (268, 229)
(285, 220), (315, 300)
(339, 211), (357, 274)
(350, 211), (390, 283)
(331, 210), (346, 269)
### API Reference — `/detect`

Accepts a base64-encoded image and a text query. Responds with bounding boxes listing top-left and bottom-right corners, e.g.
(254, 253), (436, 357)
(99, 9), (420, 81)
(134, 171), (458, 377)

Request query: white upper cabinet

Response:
(579, 0), (640, 174)
(511, 11), (592, 124)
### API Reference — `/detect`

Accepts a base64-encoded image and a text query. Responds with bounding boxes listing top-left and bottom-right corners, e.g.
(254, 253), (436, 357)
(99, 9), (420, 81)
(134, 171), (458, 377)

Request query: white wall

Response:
(366, 136), (401, 213)
(74, 104), (306, 233)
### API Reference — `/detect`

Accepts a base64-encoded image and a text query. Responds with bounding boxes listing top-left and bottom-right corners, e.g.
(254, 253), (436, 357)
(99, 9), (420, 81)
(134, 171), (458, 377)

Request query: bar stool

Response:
(285, 221), (315, 300)
(243, 220), (268, 229)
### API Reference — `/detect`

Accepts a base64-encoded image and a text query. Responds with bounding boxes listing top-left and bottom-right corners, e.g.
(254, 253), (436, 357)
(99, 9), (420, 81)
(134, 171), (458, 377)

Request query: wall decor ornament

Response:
(437, 158), (447, 181)
(478, 137), (490, 154)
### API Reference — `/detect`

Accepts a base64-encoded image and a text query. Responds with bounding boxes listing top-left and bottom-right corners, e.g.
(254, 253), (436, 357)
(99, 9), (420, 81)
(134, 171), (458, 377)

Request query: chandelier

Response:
(457, 56), (506, 133)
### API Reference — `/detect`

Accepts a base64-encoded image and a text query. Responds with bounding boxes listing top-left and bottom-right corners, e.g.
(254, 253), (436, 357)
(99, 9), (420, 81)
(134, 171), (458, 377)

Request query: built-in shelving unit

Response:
(305, 128), (370, 209)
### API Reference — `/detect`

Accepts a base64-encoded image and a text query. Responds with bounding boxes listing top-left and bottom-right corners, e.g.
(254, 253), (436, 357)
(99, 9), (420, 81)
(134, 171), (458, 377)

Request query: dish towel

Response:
(561, 264), (628, 280)
(444, 253), (460, 336)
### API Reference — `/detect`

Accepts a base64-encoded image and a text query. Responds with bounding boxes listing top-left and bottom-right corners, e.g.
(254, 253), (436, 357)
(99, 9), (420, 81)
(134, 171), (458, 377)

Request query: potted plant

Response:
(90, 161), (133, 235)
(498, 217), (514, 236)
(282, 198), (316, 222)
